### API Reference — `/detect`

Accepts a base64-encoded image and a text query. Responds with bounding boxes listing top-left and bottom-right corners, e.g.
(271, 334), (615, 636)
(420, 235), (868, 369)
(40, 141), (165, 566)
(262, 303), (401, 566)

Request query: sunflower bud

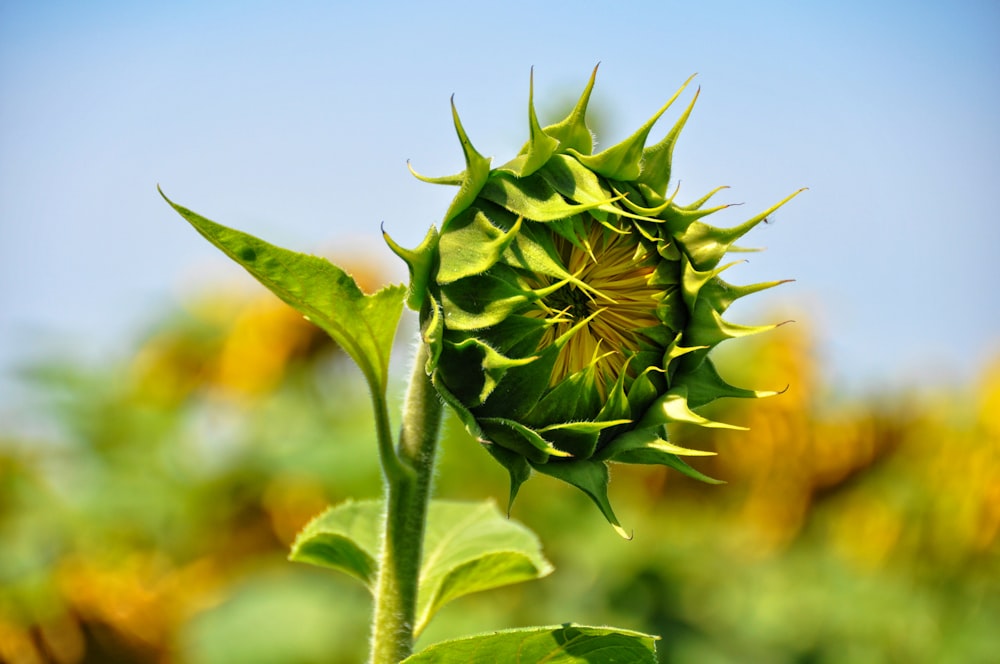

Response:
(386, 67), (804, 533)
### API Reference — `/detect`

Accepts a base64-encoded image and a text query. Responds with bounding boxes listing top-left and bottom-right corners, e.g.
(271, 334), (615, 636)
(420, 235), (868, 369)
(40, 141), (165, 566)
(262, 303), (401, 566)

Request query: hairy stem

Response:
(370, 342), (442, 663)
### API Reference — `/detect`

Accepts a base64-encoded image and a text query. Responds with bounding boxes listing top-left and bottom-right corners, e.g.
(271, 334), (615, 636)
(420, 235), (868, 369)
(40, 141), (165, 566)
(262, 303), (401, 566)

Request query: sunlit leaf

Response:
(288, 499), (382, 587)
(289, 499), (552, 635)
(402, 624), (659, 663)
(414, 500), (552, 636)
(160, 189), (405, 395)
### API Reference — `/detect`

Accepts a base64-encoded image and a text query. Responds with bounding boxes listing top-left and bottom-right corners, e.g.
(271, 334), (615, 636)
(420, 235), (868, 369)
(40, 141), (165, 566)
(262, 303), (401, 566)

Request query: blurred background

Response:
(1, 1), (998, 662)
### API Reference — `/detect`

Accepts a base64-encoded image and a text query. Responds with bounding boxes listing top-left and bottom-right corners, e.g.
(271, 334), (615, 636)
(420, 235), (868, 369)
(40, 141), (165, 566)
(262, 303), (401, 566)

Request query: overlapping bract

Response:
(387, 67), (803, 533)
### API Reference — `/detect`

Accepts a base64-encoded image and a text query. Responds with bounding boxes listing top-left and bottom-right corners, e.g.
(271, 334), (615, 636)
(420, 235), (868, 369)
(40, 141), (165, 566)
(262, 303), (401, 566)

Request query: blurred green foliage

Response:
(2, 269), (998, 663)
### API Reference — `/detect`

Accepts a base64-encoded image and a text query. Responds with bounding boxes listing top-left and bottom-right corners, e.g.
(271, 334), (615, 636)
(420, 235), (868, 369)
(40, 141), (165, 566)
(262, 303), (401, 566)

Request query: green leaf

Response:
(414, 500), (553, 636)
(288, 500), (552, 636)
(402, 624), (659, 663)
(160, 189), (405, 395)
(288, 499), (382, 587)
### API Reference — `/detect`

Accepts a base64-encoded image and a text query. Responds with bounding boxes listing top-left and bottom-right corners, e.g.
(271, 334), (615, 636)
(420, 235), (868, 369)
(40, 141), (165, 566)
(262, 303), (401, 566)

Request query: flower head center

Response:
(548, 283), (593, 320)
(525, 220), (662, 396)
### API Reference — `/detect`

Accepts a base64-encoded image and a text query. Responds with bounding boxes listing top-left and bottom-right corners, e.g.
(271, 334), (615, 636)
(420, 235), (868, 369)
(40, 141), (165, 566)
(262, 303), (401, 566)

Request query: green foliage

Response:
(3, 315), (999, 662)
(289, 499), (382, 587)
(289, 498), (553, 636)
(402, 624), (658, 664)
(3, 69), (991, 664)
(414, 500), (553, 636)
(159, 188), (405, 397)
(392, 68), (804, 530)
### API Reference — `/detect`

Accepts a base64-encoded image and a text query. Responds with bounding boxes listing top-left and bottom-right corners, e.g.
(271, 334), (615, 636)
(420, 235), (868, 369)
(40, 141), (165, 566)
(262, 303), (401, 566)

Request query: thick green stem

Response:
(370, 342), (442, 664)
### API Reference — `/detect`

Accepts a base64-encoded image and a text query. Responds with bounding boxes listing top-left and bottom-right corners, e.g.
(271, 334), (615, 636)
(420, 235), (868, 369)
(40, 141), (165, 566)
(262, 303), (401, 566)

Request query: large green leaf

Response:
(403, 624), (659, 663)
(288, 499), (553, 635)
(160, 189), (405, 395)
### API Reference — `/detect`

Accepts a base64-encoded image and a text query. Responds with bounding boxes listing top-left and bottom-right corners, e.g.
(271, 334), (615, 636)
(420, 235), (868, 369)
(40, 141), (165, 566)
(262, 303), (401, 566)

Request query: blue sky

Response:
(1, 0), (998, 405)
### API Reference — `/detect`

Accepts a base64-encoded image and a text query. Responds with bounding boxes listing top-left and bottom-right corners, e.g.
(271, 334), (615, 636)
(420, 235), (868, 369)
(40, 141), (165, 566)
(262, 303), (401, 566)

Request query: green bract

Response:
(386, 67), (803, 535)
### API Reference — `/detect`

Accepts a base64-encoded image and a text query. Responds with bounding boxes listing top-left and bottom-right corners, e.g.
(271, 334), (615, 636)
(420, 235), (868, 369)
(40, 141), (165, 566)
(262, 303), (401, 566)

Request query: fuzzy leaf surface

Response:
(402, 624), (659, 663)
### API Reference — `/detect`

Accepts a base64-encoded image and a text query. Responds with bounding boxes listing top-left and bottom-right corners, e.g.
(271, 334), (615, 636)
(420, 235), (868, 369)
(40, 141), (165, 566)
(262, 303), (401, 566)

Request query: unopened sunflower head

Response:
(386, 67), (804, 534)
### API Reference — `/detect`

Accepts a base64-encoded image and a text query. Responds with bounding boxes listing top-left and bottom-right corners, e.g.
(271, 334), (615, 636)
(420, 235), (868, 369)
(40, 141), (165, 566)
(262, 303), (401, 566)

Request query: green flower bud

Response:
(386, 67), (804, 534)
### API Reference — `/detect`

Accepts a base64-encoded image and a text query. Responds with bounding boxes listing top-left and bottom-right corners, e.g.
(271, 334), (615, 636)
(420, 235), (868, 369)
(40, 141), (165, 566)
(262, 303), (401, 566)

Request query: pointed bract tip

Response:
(615, 525), (634, 541)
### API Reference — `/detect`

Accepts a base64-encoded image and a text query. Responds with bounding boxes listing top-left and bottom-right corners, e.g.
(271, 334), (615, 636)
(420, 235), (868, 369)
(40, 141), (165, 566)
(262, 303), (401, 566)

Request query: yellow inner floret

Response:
(525, 221), (661, 396)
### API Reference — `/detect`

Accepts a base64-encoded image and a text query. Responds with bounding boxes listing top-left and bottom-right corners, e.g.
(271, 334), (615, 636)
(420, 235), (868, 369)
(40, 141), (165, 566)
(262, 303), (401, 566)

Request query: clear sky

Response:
(1, 0), (998, 404)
